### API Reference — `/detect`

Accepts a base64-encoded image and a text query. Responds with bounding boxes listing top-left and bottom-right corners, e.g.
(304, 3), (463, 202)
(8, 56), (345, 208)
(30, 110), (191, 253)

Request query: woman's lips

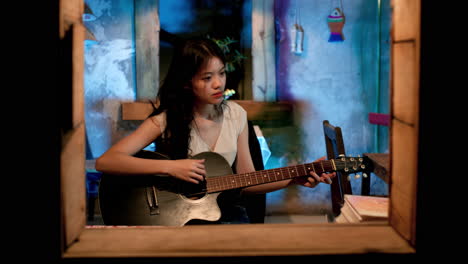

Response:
(212, 92), (223, 98)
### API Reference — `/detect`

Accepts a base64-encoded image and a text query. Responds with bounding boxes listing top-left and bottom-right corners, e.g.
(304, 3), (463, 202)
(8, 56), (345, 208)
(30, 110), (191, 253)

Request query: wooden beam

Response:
(390, 0), (420, 246)
(64, 224), (414, 258)
(61, 123), (86, 247)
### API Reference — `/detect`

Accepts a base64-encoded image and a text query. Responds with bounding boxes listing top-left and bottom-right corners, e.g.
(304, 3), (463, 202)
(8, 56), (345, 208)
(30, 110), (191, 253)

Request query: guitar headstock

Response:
(333, 155), (373, 179)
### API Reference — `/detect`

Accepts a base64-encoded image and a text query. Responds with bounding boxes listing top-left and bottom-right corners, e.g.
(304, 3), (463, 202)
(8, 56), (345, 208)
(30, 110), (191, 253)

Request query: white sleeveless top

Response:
(152, 101), (247, 166)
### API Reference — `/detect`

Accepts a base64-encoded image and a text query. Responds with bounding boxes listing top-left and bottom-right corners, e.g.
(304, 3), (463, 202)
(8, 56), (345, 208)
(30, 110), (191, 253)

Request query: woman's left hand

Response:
(291, 156), (336, 188)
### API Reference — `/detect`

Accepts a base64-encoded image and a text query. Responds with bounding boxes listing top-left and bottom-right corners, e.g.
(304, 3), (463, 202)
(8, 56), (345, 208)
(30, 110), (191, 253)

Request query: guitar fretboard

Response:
(206, 160), (335, 193)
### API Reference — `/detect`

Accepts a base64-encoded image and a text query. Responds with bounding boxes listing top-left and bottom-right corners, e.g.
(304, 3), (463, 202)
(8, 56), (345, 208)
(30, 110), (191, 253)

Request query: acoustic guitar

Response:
(98, 150), (370, 226)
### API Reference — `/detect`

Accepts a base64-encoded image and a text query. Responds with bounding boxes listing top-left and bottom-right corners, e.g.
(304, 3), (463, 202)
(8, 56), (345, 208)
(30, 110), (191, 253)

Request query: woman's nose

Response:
(212, 75), (224, 89)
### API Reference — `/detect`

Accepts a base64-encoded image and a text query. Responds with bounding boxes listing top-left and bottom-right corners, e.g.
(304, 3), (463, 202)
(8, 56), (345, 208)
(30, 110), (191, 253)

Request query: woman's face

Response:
(190, 56), (226, 106)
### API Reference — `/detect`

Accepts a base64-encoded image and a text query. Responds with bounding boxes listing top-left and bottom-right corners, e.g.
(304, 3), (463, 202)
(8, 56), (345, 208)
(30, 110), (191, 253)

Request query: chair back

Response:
(323, 120), (353, 217)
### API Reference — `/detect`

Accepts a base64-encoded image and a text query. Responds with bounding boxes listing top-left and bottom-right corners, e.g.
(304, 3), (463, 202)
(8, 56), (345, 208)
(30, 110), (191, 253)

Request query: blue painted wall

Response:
(84, 0), (137, 159)
(264, 0), (390, 216)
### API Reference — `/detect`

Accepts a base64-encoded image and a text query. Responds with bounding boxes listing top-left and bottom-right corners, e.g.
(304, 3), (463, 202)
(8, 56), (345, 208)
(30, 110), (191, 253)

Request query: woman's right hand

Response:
(167, 159), (206, 184)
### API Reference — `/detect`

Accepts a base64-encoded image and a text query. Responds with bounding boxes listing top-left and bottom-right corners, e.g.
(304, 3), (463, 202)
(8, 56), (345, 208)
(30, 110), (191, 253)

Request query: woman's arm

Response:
(95, 117), (205, 184)
(234, 123), (291, 194)
(236, 122), (335, 195)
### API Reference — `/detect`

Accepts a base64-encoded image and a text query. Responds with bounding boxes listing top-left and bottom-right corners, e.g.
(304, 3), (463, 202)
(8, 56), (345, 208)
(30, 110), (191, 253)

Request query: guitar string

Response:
(207, 160), (345, 192)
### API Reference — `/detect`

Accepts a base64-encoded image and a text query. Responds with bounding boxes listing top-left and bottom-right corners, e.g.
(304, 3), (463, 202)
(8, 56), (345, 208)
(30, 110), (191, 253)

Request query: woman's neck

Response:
(194, 103), (221, 121)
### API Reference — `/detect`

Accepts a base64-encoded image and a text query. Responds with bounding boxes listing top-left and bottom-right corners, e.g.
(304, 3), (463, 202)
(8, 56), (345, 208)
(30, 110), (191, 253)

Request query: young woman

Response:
(95, 37), (335, 224)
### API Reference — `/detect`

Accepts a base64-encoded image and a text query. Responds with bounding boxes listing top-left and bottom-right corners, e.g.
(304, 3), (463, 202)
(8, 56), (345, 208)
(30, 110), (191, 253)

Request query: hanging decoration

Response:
(290, 0), (304, 55)
(83, 3), (98, 49)
(83, 3), (97, 22)
(327, 0), (345, 42)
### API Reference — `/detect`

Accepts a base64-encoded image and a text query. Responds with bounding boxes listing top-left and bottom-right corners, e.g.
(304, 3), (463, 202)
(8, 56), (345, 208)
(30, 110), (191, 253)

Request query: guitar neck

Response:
(205, 160), (337, 193)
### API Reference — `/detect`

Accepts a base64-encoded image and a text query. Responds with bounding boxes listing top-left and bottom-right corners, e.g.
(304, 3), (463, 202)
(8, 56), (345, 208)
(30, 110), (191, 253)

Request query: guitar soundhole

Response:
(180, 181), (207, 200)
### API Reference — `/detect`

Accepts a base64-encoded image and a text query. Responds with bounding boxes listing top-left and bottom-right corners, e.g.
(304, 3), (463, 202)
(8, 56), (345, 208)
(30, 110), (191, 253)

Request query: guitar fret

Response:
(230, 174), (236, 188)
(300, 164), (308, 177)
(224, 174), (231, 189)
(290, 166), (298, 178)
(229, 175), (235, 189)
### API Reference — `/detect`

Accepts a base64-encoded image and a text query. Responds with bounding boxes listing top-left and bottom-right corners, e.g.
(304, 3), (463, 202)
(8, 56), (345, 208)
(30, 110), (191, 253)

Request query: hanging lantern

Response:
(290, 0), (304, 55)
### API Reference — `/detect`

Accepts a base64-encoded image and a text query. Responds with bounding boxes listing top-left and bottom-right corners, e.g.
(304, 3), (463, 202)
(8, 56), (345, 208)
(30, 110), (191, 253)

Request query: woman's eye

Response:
(202, 76), (211, 81)
(220, 71), (225, 76)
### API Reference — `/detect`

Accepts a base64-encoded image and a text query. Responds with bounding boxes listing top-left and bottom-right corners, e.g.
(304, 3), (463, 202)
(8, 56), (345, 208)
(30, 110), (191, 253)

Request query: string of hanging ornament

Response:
(290, 0), (304, 55)
(327, 0), (345, 42)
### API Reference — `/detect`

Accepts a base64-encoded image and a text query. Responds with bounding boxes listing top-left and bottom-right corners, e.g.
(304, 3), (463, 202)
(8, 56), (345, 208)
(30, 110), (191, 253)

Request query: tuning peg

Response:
(363, 173), (368, 178)
(360, 165), (366, 169)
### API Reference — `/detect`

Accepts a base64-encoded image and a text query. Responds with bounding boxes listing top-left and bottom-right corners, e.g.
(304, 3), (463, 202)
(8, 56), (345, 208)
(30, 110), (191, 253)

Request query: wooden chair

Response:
(322, 120), (353, 217)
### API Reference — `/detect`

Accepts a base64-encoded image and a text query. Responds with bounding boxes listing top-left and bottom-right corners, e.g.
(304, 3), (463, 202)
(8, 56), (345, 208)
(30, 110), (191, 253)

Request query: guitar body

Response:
(98, 151), (233, 226)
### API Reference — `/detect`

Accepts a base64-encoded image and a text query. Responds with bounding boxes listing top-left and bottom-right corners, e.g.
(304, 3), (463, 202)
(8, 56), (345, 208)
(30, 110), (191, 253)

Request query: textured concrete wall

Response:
(84, 0), (138, 159)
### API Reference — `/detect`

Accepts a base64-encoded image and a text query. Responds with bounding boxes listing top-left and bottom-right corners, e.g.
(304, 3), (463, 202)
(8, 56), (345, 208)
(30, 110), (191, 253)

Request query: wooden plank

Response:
(252, 0), (276, 101)
(121, 101), (154, 120)
(64, 224), (413, 258)
(61, 123), (86, 247)
(121, 100), (294, 125)
(392, 42), (419, 126)
(390, 120), (417, 243)
(391, 0), (420, 42)
(134, 0), (160, 101)
(390, 0), (420, 247)
(72, 22), (85, 128)
(59, 0), (84, 38)
(59, 0), (86, 248)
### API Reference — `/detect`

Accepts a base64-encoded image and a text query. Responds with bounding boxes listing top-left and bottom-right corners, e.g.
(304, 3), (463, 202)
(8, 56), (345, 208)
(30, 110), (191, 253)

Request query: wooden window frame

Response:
(59, 0), (420, 259)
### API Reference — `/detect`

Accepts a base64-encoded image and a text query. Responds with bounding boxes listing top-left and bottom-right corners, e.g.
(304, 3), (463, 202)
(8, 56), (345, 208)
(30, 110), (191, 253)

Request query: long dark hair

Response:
(149, 37), (227, 159)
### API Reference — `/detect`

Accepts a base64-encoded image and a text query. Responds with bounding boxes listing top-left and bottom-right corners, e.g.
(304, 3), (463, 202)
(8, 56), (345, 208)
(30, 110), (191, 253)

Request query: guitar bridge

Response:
(146, 186), (160, 215)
